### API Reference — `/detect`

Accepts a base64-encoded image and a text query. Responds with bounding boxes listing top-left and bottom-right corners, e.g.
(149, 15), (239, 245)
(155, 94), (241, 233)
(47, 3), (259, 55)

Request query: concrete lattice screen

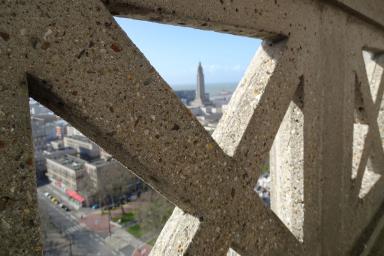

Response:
(1, 0), (384, 255)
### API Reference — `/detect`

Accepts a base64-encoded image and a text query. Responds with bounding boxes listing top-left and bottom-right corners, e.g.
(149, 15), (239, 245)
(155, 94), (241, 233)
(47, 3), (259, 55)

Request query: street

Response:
(37, 189), (122, 256)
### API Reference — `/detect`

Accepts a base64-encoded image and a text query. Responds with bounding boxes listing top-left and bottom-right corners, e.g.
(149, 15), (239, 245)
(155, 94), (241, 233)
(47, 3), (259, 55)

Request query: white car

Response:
(44, 192), (50, 197)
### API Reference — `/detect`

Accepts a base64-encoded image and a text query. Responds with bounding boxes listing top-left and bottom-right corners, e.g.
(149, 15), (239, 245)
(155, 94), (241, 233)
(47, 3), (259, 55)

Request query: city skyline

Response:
(115, 17), (261, 87)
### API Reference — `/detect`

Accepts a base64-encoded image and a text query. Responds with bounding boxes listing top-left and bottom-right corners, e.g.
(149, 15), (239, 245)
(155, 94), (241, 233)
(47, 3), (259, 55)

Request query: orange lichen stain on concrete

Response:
(206, 143), (214, 151)
(111, 43), (122, 52)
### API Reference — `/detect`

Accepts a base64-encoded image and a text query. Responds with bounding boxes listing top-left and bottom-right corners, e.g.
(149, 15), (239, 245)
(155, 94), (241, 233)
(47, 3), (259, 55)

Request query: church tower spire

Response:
(196, 62), (205, 104)
(190, 62), (211, 107)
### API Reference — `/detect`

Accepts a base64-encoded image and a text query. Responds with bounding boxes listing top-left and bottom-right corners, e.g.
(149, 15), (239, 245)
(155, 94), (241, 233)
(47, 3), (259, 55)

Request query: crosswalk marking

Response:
(64, 224), (82, 235)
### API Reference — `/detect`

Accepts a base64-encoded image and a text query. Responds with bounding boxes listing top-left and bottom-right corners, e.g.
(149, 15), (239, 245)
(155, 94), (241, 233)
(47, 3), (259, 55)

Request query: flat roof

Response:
(65, 135), (91, 143)
(49, 154), (85, 171)
(88, 158), (109, 167)
(44, 147), (76, 154)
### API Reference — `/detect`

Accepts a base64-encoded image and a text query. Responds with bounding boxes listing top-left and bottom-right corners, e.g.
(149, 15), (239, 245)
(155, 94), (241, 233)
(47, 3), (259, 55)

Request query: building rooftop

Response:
(49, 154), (86, 171)
(87, 158), (112, 167)
(65, 135), (91, 143)
(31, 114), (59, 123)
(44, 146), (76, 155)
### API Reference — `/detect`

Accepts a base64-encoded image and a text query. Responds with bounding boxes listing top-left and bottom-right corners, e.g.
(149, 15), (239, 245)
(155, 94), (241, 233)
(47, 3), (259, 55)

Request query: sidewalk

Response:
(39, 183), (154, 255)
(105, 228), (145, 251)
(39, 183), (81, 210)
(79, 211), (119, 237)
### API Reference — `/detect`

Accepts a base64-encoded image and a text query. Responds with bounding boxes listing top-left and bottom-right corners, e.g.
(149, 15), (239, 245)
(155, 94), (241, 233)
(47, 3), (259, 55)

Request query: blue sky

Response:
(115, 17), (261, 88)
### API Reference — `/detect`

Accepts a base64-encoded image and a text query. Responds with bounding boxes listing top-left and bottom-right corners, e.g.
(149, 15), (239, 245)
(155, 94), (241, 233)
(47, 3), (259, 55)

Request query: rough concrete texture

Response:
(271, 98), (304, 242)
(343, 26), (384, 254)
(212, 40), (290, 181)
(152, 40), (298, 256)
(353, 52), (384, 199)
(331, 0), (384, 29)
(303, 6), (384, 255)
(105, 0), (291, 39)
(106, 0), (384, 39)
(0, 0), (302, 255)
(1, 0), (384, 255)
(0, 69), (42, 253)
(149, 207), (200, 255)
(213, 41), (286, 158)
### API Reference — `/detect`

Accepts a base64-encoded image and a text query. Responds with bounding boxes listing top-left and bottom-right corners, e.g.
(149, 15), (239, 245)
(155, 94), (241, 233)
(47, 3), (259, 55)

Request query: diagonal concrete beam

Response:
(153, 39), (304, 255)
(1, 0), (301, 254)
(103, 0), (308, 40)
(3, 0), (384, 255)
(150, 207), (201, 255)
(226, 38), (302, 182)
(213, 40), (287, 158)
(352, 58), (384, 196)
(104, 0), (384, 38)
(329, 0), (384, 29)
(152, 40), (292, 256)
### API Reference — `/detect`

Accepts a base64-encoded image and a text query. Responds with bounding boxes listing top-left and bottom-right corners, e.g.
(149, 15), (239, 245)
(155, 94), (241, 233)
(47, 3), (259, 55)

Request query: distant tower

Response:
(191, 62), (208, 106)
(196, 62), (205, 104)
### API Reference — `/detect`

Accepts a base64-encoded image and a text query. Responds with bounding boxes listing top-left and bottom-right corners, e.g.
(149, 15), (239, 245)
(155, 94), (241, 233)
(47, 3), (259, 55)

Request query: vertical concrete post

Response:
(312, 7), (347, 256)
(303, 4), (350, 255)
(271, 4), (354, 255)
(0, 74), (42, 254)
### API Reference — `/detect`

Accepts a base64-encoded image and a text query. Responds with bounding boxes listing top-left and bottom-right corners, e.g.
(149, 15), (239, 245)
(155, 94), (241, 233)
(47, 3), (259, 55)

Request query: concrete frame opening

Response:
(29, 98), (174, 256)
(352, 50), (384, 199)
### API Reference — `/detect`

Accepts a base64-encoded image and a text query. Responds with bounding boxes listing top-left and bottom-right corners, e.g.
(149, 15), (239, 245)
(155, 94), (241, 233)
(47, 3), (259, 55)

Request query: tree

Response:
(135, 191), (174, 233)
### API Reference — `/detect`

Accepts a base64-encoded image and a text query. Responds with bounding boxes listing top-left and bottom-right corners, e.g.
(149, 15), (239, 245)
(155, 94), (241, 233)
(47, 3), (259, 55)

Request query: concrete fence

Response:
(1, 0), (384, 255)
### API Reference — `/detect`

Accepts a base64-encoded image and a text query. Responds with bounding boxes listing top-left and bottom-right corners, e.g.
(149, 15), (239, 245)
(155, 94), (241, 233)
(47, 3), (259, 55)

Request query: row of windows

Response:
(48, 174), (77, 189)
(47, 162), (80, 179)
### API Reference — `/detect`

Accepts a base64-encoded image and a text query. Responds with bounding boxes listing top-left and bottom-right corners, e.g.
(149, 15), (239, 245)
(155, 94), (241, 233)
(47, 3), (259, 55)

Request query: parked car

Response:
(60, 204), (70, 211)
(44, 192), (50, 197)
(91, 204), (100, 209)
(127, 194), (137, 202)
